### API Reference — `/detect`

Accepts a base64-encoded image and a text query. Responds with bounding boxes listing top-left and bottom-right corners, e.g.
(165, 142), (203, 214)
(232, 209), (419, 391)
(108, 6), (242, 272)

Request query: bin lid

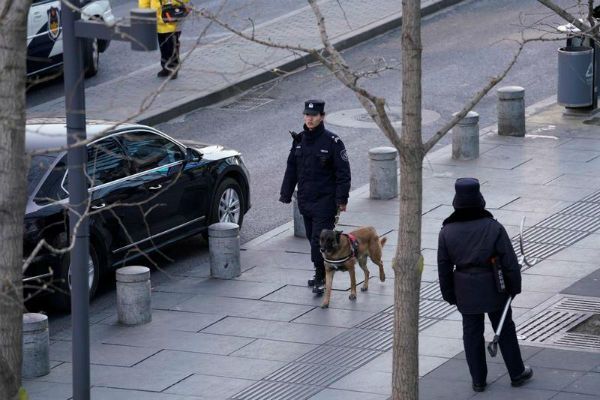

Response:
(557, 21), (582, 34)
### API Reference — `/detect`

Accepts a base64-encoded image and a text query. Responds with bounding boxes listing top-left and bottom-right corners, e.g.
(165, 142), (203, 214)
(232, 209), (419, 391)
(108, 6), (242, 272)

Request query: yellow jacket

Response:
(139, 0), (189, 34)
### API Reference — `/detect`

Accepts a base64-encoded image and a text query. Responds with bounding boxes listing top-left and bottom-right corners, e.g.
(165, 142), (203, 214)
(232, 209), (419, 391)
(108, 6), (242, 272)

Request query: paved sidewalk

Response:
(27, 0), (462, 125)
(22, 97), (600, 399)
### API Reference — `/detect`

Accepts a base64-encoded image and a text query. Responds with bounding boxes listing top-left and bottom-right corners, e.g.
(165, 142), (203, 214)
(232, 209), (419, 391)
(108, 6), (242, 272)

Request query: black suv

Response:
(24, 119), (251, 309)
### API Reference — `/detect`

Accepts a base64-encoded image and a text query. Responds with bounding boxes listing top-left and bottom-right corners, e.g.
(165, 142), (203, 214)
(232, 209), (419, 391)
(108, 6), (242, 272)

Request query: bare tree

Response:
(0, 1), (33, 398)
(200, 0), (529, 398)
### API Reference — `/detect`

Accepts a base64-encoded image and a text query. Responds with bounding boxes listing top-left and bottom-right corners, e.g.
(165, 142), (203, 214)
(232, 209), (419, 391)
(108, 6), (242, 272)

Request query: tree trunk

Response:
(392, 0), (424, 399)
(0, 1), (32, 398)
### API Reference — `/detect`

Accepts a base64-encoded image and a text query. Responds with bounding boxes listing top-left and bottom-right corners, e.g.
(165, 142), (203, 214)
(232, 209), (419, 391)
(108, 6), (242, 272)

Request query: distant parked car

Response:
(24, 119), (251, 309)
(27, 0), (115, 79)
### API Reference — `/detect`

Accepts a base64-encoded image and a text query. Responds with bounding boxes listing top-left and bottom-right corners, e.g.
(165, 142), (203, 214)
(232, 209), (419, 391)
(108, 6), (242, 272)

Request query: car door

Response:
(27, 0), (63, 76)
(117, 130), (192, 247)
(86, 136), (148, 259)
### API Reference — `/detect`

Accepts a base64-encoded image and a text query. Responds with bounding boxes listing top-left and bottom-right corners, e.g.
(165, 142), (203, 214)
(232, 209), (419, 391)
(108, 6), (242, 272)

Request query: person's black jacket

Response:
(280, 122), (351, 217)
(437, 208), (522, 314)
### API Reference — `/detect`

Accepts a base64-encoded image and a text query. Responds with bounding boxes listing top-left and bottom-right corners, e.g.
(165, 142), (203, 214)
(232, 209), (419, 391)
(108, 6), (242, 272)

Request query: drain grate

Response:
(555, 332), (600, 351)
(517, 309), (586, 342)
(295, 346), (380, 368)
(264, 363), (352, 386)
(325, 328), (393, 351)
(231, 381), (320, 400)
(221, 96), (274, 111)
(559, 201), (600, 217)
(517, 295), (600, 352)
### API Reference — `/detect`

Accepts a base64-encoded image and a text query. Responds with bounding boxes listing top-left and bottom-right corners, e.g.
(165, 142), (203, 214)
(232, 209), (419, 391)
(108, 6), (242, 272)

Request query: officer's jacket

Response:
(139, 0), (189, 33)
(437, 209), (522, 314)
(280, 122), (351, 217)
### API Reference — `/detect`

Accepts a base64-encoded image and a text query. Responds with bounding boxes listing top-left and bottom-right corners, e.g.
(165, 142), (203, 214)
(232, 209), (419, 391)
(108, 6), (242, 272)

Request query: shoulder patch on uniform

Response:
(341, 149), (349, 162)
(331, 135), (340, 143)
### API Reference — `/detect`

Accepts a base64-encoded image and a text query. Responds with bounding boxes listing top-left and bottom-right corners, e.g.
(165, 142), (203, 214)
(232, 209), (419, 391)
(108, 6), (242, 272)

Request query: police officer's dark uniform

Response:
(279, 100), (351, 294)
(437, 178), (533, 392)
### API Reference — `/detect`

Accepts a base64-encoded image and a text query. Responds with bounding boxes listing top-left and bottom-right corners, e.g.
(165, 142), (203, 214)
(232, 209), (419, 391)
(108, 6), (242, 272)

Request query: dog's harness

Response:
(321, 233), (360, 269)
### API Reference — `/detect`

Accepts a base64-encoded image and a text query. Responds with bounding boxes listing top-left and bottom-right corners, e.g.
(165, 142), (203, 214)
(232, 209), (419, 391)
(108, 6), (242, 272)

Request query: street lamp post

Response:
(61, 2), (156, 399)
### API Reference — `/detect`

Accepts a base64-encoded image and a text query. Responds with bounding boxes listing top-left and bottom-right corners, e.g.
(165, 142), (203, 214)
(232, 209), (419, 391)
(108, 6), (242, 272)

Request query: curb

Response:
(140, 0), (466, 125)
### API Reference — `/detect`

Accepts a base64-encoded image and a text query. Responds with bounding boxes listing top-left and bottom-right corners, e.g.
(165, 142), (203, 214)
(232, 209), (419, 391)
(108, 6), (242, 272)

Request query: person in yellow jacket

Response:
(139, 0), (189, 78)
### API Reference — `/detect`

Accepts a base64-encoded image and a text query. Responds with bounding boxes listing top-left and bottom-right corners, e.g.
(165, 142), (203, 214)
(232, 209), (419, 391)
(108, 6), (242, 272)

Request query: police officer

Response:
(437, 178), (533, 392)
(279, 100), (351, 295)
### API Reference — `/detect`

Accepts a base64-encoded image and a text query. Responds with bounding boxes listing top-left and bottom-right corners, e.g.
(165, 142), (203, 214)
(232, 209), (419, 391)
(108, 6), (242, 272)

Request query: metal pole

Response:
(62, 1), (90, 399)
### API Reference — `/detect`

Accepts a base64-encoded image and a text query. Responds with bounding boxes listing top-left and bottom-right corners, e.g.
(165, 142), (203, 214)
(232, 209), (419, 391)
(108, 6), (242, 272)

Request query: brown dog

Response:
(319, 227), (387, 308)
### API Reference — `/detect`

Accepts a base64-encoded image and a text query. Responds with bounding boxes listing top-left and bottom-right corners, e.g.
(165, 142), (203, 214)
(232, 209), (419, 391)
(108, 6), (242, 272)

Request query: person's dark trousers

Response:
(157, 31), (181, 71)
(302, 214), (336, 280)
(462, 306), (525, 384)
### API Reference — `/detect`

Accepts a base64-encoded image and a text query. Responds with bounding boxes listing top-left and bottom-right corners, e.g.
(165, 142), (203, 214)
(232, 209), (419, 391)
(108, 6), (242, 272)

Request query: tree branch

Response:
(423, 38), (528, 153)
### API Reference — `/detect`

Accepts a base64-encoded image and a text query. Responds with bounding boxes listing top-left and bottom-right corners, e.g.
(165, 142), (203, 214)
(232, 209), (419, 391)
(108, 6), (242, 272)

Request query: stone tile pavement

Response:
(22, 97), (600, 399)
(22, 0), (600, 397)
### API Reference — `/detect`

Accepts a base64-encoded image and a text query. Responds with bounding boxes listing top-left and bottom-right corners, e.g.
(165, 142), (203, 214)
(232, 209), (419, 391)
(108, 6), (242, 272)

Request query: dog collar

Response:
(320, 233), (360, 268)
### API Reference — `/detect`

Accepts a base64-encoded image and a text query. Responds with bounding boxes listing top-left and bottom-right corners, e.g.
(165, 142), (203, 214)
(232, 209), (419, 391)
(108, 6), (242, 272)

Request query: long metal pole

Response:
(62, 1), (91, 399)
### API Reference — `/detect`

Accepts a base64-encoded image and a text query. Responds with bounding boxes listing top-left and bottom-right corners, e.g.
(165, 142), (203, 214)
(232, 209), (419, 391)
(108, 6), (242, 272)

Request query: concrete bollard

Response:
(292, 190), (306, 238)
(452, 111), (480, 160)
(209, 222), (241, 279)
(116, 266), (151, 325)
(369, 147), (398, 200)
(497, 86), (525, 137)
(22, 313), (50, 378)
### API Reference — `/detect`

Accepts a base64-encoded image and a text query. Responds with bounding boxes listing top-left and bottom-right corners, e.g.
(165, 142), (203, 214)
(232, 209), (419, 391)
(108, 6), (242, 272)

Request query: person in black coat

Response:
(437, 178), (533, 392)
(279, 100), (351, 294)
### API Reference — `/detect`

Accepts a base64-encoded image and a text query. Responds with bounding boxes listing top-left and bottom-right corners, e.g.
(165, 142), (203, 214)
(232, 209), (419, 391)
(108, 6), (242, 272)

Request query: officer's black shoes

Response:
(157, 69), (170, 77)
(472, 382), (487, 392)
(312, 278), (325, 295)
(307, 276), (316, 287)
(511, 366), (533, 387)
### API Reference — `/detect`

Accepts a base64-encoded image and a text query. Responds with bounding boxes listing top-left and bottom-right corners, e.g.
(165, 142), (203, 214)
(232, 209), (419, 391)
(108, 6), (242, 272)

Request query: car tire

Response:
(210, 178), (245, 227)
(83, 38), (99, 78)
(50, 244), (100, 311)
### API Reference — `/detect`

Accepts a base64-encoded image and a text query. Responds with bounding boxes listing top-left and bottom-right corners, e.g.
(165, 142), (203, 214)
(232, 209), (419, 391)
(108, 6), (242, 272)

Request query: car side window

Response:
(118, 131), (184, 174)
(87, 137), (130, 187)
(35, 155), (68, 203)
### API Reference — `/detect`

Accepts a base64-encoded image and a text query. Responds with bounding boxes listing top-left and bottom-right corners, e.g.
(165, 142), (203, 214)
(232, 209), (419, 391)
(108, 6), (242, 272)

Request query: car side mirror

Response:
(185, 147), (201, 162)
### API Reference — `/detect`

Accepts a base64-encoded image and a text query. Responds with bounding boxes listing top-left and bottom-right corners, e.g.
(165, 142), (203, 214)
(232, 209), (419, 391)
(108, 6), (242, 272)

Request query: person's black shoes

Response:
(511, 366), (533, 387)
(312, 278), (325, 295)
(307, 276), (316, 287)
(157, 69), (178, 79)
(472, 382), (487, 392)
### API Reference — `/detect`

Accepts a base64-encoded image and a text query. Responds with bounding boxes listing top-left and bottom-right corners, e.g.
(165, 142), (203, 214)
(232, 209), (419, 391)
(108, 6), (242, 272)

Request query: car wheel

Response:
(83, 38), (99, 78)
(211, 178), (245, 227)
(50, 244), (100, 311)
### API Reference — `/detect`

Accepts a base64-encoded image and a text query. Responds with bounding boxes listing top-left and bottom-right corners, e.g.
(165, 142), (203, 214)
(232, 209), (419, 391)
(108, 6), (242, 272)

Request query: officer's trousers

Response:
(302, 214), (336, 280)
(462, 306), (525, 384)
(157, 32), (181, 71)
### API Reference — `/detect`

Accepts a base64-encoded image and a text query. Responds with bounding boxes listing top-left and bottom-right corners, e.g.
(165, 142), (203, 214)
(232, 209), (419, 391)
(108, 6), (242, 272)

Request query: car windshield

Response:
(27, 153), (59, 197)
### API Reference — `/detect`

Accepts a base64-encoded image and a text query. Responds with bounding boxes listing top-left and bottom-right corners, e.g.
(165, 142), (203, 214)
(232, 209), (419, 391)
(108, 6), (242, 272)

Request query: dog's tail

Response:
(379, 237), (387, 247)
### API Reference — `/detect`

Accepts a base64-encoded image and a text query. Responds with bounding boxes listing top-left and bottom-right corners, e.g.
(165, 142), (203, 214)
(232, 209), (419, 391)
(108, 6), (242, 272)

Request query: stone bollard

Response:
(116, 266), (151, 325)
(292, 190), (306, 238)
(497, 86), (525, 137)
(22, 313), (50, 378)
(452, 111), (480, 160)
(369, 147), (398, 200)
(209, 222), (241, 279)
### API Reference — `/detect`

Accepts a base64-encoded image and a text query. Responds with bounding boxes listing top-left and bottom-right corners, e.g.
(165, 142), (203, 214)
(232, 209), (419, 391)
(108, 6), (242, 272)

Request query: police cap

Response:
(303, 100), (325, 115)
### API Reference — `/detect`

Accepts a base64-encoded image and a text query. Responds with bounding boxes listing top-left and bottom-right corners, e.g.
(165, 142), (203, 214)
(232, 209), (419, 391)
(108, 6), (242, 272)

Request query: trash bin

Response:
(557, 46), (594, 108)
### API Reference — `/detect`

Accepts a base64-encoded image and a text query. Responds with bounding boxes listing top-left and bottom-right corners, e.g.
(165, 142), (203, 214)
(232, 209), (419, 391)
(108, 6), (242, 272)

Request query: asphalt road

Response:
(26, 0), (305, 107)
(157, 0), (569, 245)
